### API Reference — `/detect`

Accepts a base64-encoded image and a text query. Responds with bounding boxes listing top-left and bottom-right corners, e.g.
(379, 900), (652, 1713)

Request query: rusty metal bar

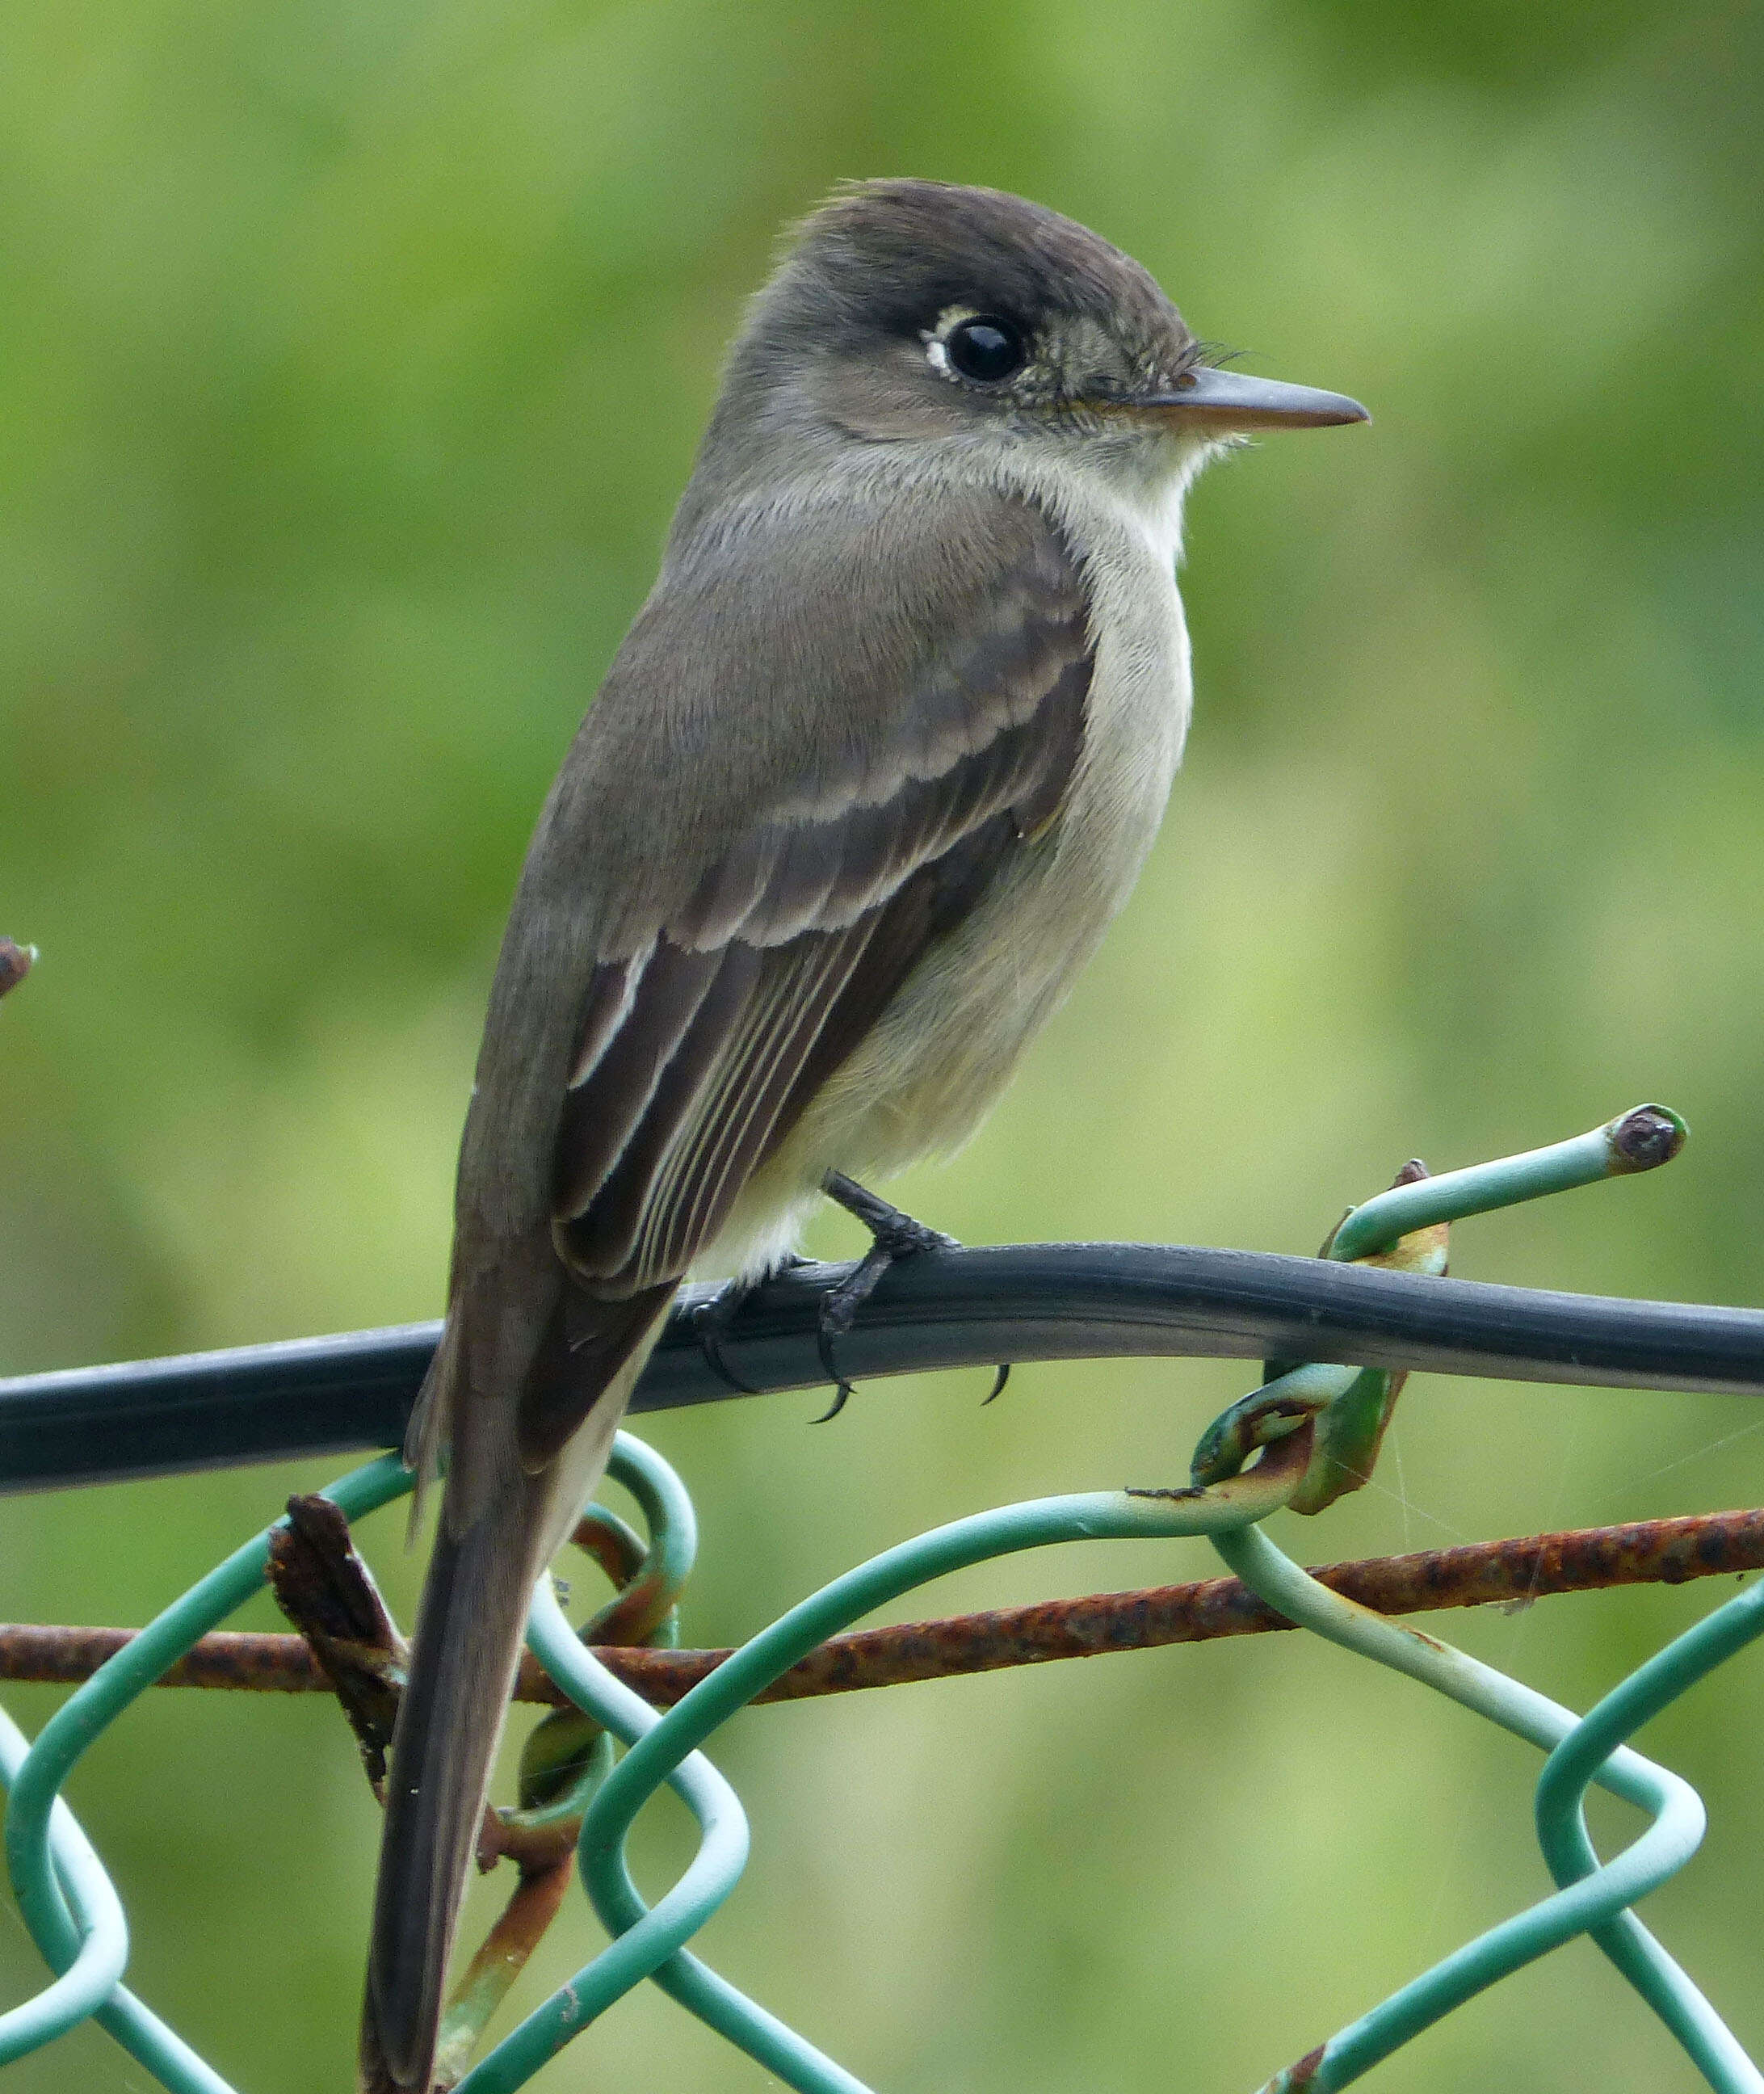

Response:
(4, 1506), (1758, 1705)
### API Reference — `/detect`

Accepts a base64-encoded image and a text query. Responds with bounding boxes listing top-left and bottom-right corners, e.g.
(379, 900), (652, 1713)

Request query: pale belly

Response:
(700, 544), (1192, 1284)
(688, 439), (1199, 1283)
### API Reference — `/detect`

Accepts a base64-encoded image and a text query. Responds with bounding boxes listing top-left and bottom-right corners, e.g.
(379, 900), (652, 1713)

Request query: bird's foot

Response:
(691, 1255), (812, 1396)
(814, 1173), (1009, 1418)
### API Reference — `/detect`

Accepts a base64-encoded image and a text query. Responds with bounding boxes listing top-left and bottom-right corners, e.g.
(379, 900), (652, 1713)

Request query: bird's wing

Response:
(482, 483), (1094, 1468)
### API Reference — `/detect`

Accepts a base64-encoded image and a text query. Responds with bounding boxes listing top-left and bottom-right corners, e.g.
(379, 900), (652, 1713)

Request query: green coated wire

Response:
(1328, 1104), (1686, 1264)
(1212, 1524), (1762, 2094)
(454, 1428), (846, 2093)
(577, 1428), (697, 1644)
(464, 1440), (1313, 2092)
(0, 1704), (128, 2065)
(510, 1434), (699, 1824)
(0, 1454), (411, 2089)
(1534, 1574), (1764, 2092)
(458, 1579), (866, 2094)
(1190, 1360), (1359, 1485)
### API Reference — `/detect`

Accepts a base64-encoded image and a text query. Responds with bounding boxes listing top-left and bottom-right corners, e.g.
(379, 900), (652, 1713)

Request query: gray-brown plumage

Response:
(360, 178), (1365, 2094)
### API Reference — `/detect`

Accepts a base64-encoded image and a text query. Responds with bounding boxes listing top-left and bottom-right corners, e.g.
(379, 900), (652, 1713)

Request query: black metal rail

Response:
(3, 1243), (1762, 1492)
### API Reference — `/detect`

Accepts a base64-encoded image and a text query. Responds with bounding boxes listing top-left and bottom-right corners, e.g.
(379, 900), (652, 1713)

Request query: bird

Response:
(359, 176), (1367, 2093)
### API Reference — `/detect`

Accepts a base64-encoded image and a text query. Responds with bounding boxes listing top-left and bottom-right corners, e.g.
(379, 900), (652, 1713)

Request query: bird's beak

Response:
(1131, 367), (1369, 431)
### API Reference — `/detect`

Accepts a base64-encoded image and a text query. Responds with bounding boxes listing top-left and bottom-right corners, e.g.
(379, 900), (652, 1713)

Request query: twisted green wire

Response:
(0, 1454), (411, 2088)
(0, 1702), (128, 2066)
(1216, 1525), (1762, 2093)
(1535, 1575), (1764, 2090)
(459, 1579), (840, 2094)
(1200, 1105), (1758, 2092)
(460, 1443), (1309, 2094)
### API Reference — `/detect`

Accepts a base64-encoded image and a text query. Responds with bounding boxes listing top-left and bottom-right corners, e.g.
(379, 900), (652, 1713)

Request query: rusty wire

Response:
(3, 1505), (1758, 1708)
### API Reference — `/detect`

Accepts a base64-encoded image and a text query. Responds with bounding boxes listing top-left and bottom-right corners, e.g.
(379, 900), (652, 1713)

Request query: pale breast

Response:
(707, 452), (1195, 1273)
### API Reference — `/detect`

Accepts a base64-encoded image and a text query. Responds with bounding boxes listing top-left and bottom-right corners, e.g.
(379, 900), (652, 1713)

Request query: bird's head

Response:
(714, 179), (1366, 484)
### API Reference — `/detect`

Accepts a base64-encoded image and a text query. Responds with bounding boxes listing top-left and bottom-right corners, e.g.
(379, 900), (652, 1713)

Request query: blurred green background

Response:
(2, 0), (1762, 2088)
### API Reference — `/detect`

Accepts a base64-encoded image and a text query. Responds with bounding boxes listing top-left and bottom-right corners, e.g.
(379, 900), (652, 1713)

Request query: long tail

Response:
(358, 1307), (666, 2094)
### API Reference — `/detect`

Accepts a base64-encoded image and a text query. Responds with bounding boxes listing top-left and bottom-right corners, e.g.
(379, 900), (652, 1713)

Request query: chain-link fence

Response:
(4, 1086), (1764, 2091)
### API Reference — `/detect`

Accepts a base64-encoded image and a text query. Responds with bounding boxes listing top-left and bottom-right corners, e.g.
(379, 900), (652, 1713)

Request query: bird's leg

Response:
(815, 1172), (1009, 1419)
(691, 1256), (813, 1396)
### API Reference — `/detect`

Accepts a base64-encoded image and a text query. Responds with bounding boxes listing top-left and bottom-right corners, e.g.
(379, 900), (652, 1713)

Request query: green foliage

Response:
(2, 2), (1762, 2088)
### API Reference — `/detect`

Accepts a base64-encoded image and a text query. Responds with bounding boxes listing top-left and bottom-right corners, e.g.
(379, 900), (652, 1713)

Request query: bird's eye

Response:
(944, 316), (1026, 384)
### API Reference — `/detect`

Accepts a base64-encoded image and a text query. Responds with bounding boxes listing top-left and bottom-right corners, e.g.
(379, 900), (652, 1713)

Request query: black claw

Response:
(814, 1309), (860, 1420)
(812, 1171), (961, 1413)
(691, 1280), (764, 1396)
(691, 1253), (821, 1396)
(810, 1381), (854, 1424)
(981, 1362), (1011, 1405)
